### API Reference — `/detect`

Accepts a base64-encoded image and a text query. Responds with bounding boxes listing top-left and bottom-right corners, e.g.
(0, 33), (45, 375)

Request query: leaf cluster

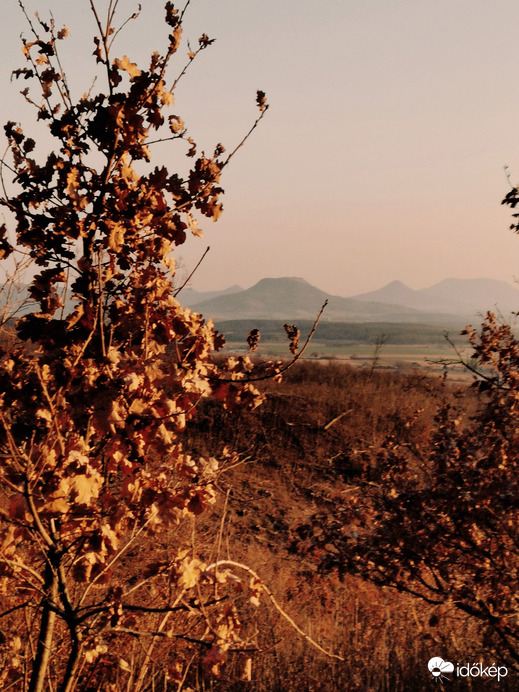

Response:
(0, 2), (280, 689)
(292, 312), (519, 668)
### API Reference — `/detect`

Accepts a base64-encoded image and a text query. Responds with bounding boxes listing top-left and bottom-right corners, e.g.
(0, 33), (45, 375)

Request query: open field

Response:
(223, 340), (476, 383)
(174, 359), (517, 690)
(216, 318), (479, 380)
(0, 339), (515, 689)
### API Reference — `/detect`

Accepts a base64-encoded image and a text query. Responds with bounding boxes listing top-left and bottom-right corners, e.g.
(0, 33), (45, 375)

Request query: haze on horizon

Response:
(1, 0), (519, 297)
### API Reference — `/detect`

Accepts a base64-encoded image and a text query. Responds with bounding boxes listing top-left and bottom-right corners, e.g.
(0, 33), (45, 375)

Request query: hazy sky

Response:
(2, 0), (519, 296)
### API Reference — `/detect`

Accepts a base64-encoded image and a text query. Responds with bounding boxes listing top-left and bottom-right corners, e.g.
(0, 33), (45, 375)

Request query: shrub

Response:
(0, 3), (286, 689)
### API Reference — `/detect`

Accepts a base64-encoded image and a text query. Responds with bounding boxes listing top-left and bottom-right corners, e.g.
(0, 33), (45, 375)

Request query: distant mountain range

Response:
(351, 278), (519, 315)
(179, 284), (243, 305)
(5, 276), (519, 326)
(180, 276), (519, 324)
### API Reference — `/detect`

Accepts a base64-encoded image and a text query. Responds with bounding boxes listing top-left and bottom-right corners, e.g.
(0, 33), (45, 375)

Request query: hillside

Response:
(351, 277), (519, 315)
(4, 276), (516, 326)
(179, 284), (243, 305)
(189, 276), (459, 323)
(178, 359), (518, 690)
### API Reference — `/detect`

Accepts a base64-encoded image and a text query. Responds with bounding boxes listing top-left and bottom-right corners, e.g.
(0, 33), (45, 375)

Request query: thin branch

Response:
(205, 560), (344, 661)
(77, 508), (159, 608)
(89, 0), (114, 97)
(34, 362), (66, 458)
(214, 489), (230, 597)
(323, 409), (353, 432)
(169, 37), (208, 94)
(0, 555), (45, 587)
(220, 106), (269, 173)
(173, 245), (210, 297)
(0, 600), (32, 619)
(213, 300), (329, 385)
(146, 134), (183, 146)
(107, 4), (141, 50)
(0, 411), (29, 478)
(179, 0), (192, 23)
(110, 628), (212, 647)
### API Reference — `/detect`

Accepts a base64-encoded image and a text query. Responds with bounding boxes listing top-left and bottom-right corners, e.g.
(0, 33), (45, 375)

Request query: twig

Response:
(214, 489), (230, 597)
(35, 362), (66, 458)
(204, 560), (344, 661)
(217, 455), (255, 476)
(177, 654), (196, 692)
(0, 600), (32, 620)
(323, 409), (353, 431)
(221, 106), (269, 172)
(173, 245), (210, 297)
(77, 508), (159, 608)
(213, 300), (329, 384)
(438, 332), (496, 384)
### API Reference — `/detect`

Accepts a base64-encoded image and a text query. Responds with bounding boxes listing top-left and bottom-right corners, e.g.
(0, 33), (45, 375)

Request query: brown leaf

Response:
(113, 55), (141, 80)
(256, 90), (268, 112)
(108, 222), (125, 252)
(168, 115), (184, 134)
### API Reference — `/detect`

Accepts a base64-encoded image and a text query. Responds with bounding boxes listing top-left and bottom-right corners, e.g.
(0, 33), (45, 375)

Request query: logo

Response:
(428, 656), (509, 683)
(428, 657), (454, 683)
(456, 662), (508, 681)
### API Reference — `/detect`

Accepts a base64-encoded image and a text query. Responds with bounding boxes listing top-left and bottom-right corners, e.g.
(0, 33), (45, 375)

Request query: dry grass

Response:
(173, 359), (512, 690)
(1, 353), (512, 690)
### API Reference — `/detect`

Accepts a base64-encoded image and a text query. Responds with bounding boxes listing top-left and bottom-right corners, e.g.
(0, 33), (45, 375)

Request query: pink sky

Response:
(2, 0), (519, 296)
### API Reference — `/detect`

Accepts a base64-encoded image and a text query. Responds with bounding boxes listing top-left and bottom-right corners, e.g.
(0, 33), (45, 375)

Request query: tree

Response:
(292, 301), (519, 665)
(0, 2), (298, 689)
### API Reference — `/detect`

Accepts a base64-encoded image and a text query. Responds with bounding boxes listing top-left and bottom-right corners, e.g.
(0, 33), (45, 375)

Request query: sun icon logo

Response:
(428, 657), (454, 683)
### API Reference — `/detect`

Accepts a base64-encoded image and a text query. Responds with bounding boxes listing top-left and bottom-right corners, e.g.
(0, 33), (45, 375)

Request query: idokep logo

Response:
(456, 662), (508, 681)
(428, 658), (454, 683)
(428, 656), (509, 683)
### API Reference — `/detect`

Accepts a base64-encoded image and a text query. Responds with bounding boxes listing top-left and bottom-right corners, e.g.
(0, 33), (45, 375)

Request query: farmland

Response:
(216, 317), (475, 380)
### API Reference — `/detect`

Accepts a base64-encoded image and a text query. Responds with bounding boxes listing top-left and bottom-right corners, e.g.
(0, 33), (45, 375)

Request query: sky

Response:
(2, 0), (519, 296)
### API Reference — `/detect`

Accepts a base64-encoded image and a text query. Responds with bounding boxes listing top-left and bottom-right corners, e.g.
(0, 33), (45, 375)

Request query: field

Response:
(2, 313), (515, 689)
(173, 358), (516, 690)
(219, 317), (476, 383)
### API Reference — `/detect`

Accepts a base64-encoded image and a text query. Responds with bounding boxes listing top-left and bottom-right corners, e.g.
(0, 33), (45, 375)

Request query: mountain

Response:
(188, 277), (330, 320)
(189, 277), (461, 324)
(7, 275), (514, 326)
(351, 280), (443, 312)
(351, 278), (519, 316)
(418, 278), (519, 315)
(179, 284), (242, 307)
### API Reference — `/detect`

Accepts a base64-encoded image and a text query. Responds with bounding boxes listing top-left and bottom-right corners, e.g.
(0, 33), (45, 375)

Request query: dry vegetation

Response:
(2, 349), (517, 690)
(176, 359), (510, 691)
(1, 1), (519, 690)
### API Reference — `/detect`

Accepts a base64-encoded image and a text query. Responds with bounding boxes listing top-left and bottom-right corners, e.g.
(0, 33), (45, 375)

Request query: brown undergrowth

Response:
(1, 353), (514, 690)
(173, 359), (514, 690)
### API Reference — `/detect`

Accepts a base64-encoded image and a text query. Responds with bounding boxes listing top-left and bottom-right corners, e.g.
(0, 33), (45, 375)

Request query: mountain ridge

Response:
(5, 276), (517, 325)
(351, 277), (519, 315)
(182, 276), (519, 324)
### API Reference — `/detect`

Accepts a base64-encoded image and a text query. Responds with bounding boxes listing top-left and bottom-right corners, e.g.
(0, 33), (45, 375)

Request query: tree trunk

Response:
(28, 563), (58, 692)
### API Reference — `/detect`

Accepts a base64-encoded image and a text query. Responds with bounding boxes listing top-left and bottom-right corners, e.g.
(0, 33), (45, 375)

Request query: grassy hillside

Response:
(190, 277), (454, 322)
(1, 316), (514, 689)
(170, 360), (515, 690)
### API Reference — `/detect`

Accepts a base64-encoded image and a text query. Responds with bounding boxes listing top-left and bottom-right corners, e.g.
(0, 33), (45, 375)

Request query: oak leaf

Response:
(67, 472), (102, 505)
(108, 222), (125, 252)
(168, 115), (184, 133)
(185, 212), (203, 237)
(113, 55), (141, 80)
(177, 554), (205, 589)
